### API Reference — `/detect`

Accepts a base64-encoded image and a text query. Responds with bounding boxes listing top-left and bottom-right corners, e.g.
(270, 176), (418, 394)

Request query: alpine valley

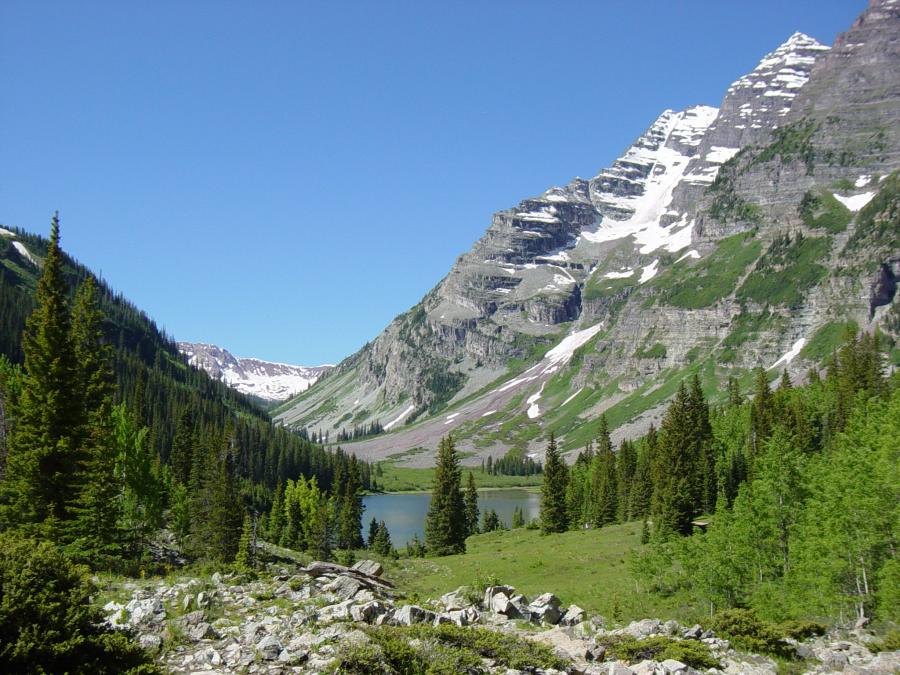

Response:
(275, 3), (900, 466)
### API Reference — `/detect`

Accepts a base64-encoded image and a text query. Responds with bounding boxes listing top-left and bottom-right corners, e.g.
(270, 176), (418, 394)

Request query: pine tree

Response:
(616, 439), (637, 522)
(372, 520), (393, 557)
(651, 382), (699, 537)
(367, 516), (379, 549)
(540, 433), (569, 533)
(629, 431), (654, 519)
(235, 513), (255, 572)
(590, 416), (618, 527)
(267, 482), (285, 543)
(464, 471), (479, 537)
(424, 436), (466, 555)
(512, 506), (525, 529)
(481, 509), (502, 532)
(1, 214), (81, 532)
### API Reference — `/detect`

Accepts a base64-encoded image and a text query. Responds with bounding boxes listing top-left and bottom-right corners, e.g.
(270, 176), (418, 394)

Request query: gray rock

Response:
(623, 618), (662, 639)
(350, 600), (389, 624)
(585, 644), (607, 662)
(317, 598), (356, 623)
(256, 635), (283, 661)
(188, 622), (219, 642)
(663, 620), (680, 636)
(211, 572), (223, 585)
(490, 592), (522, 619)
(448, 606), (481, 626)
(180, 610), (206, 626)
(139, 633), (162, 651)
(124, 597), (165, 626)
(660, 659), (690, 674)
(181, 594), (193, 612)
(527, 592), (562, 625)
(351, 559), (384, 577)
(440, 587), (470, 611)
(393, 604), (436, 626)
(196, 591), (211, 609)
(560, 604), (585, 627)
(682, 624), (702, 639)
(322, 574), (364, 600)
(433, 614), (453, 625)
(608, 663), (636, 675)
(484, 585), (516, 609)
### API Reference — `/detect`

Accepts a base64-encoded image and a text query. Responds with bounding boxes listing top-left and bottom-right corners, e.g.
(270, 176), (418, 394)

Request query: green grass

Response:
(375, 461), (542, 493)
(799, 190), (852, 233)
(845, 170), (900, 255)
(387, 523), (703, 623)
(634, 342), (667, 359)
(737, 234), (832, 307)
(651, 232), (762, 309)
(800, 321), (859, 365)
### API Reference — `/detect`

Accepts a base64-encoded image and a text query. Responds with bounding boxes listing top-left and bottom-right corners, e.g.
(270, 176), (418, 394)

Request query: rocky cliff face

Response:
(178, 342), (332, 402)
(277, 0), (900, 466)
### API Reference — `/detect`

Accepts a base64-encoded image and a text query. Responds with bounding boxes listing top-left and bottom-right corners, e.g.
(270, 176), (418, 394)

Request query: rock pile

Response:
(101, 563), (900, 675)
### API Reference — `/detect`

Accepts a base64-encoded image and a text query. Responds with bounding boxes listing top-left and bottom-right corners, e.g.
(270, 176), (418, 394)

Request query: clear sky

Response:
(1, 1), (864, 365)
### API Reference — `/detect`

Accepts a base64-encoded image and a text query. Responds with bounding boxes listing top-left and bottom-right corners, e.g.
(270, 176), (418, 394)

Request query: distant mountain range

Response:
(274, 0), (900, 466)
(177, 342), (332, 402)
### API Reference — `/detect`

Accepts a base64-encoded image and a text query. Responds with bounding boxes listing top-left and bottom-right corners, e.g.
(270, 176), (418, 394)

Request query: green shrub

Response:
(333, 624), (568, 673)
(776, 620), (827, 640)
(709, 608), (788, 656)
(870, 629), (900, 653)
(0, 533), (160, 674)
(798, 190), (852, 233)
(737, 232), (831, 307)
(597, 635), (720, 669)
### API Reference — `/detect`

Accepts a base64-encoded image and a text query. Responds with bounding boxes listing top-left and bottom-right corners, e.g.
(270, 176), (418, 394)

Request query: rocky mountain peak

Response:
(178, 342), (332, 402)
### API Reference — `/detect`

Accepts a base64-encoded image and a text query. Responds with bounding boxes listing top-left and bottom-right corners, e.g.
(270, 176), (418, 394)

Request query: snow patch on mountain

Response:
(178, 342), (332, 402)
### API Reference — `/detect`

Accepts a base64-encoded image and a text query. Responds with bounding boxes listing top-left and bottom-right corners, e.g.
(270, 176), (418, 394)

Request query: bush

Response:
(870, 629), (900, 653)
(709, 608), (788, 656)
(596, 635), (719, 669)
(777, 620), (827, 640)
(0, 533), (159, 674)
(333, 624), (568, 674)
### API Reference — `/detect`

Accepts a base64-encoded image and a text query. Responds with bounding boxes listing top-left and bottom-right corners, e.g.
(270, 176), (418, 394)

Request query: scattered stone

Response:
(484, 584), (516, 609)
(322, 574), (364, 600)
(490, 592), (522, 619)
(351, 559), (384, 577)
(196, 591), (211, 609)
(139, 633), (162, 651)
(622, 618), (662, 639)
(585, 644), (607, 662)
(527, 592), (562, 625)
(392, 604), (436, 626)
(560, 604), (585, 627)
(608, 662), (636, 675)
(682, 624), (702, 639)
(350, 600), (389, 624)
(125, 597), (165, 626)
(660, 658), (690, 674)
(210, 572), (223, 585)
(440, 587), (470, 611)
(188, 622), (219, 642)
(255, 635), (283, 661)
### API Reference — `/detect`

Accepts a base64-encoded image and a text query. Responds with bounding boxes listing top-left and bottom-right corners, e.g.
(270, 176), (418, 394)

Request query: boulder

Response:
(660, 659), (690, 674)
(322, 574), (364, 600)
(440, 587), (470, 611)
(256, 635), (283, 661)
(139, 634), (162, 652)
(622, 618), (662, 639)
(350, 600), (389, 624)
(560, 605), (585, 627)
(682, 624), (702, 640)
(351, 560), (384, 577)
(490, 592), (522, 619)
(196, 591), (211, 609)
(188, 622), (219, 642)
(317, 598), (356, 623)
(448, 606), (481, 626)
(180, 610), (206, 627)
(527, 593), (562, 625)
(211, 572), (223, 585)
(483, 585), (516, 609)
(608, 663), (636, 675)
(663, 620), (680, 636)
(125, 597), (165, 626)
(585, 644), (607, 662)
(393, 604), (436, 626)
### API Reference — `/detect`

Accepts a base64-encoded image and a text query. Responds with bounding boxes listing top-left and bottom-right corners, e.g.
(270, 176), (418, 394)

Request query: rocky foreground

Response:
(102, 559), (899, 675)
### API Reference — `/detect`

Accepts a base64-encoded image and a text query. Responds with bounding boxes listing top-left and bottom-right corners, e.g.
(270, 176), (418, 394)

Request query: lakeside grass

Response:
(385, 523), (703, 624)
(375, 461), (543, 493)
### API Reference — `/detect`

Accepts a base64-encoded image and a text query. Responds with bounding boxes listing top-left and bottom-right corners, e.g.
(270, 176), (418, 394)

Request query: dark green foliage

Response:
(590, 416), (617, 527)
(464, 471), (479, 537)
(720, 311), (777, 362)
(234, 514), (256, 572)
(422, 367), (466, 415)
(596, 635), (719, 669)
(0, 533), (159, 674)
(737, 232), (831, 307)
(634, 342), (667, 359)
(481, 509), (503, 532)
(776, 620), (826, 640)
(798, 190), (852, 233)
(425, 436), (466, 555)
(800, 321), (859, 365)
(870, 630), (900, 654)
(708, 609), (789, 656)
(651, 232), (762, 309)
(372, 520), (394, 557)
(540, 433), (568, 534)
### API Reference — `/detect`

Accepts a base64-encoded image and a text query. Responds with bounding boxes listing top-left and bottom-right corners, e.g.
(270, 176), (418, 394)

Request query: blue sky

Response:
(1, 1), (864, 365)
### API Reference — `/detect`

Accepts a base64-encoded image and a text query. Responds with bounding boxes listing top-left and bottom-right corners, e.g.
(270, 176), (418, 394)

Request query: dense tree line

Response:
(481, 450), (542, 476)
(335, 420), (384, 443)
(536, 325), (897, 624)
(0, 217), (372, 572)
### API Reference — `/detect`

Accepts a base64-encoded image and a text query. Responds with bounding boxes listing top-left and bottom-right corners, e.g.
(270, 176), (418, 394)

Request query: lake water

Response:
(362, 489), (540, 547)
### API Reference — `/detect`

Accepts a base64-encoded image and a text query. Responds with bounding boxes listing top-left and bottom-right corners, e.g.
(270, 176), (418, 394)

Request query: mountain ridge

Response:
(177, 341), (332, 402)
(275, 4), (900, 467)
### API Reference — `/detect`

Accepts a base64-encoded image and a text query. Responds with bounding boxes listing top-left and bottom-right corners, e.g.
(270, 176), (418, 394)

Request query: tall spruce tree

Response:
(0, 214), (81, 532)
(424, 435), (466, 555)
(590, 416), (618, 527)
(540, 433), (569, 533)
(464, 471), (479, 537)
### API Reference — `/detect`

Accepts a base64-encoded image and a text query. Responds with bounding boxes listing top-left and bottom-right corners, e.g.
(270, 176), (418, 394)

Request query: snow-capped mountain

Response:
(178, 342), (332, 402)
(277, 0), (900, 466)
